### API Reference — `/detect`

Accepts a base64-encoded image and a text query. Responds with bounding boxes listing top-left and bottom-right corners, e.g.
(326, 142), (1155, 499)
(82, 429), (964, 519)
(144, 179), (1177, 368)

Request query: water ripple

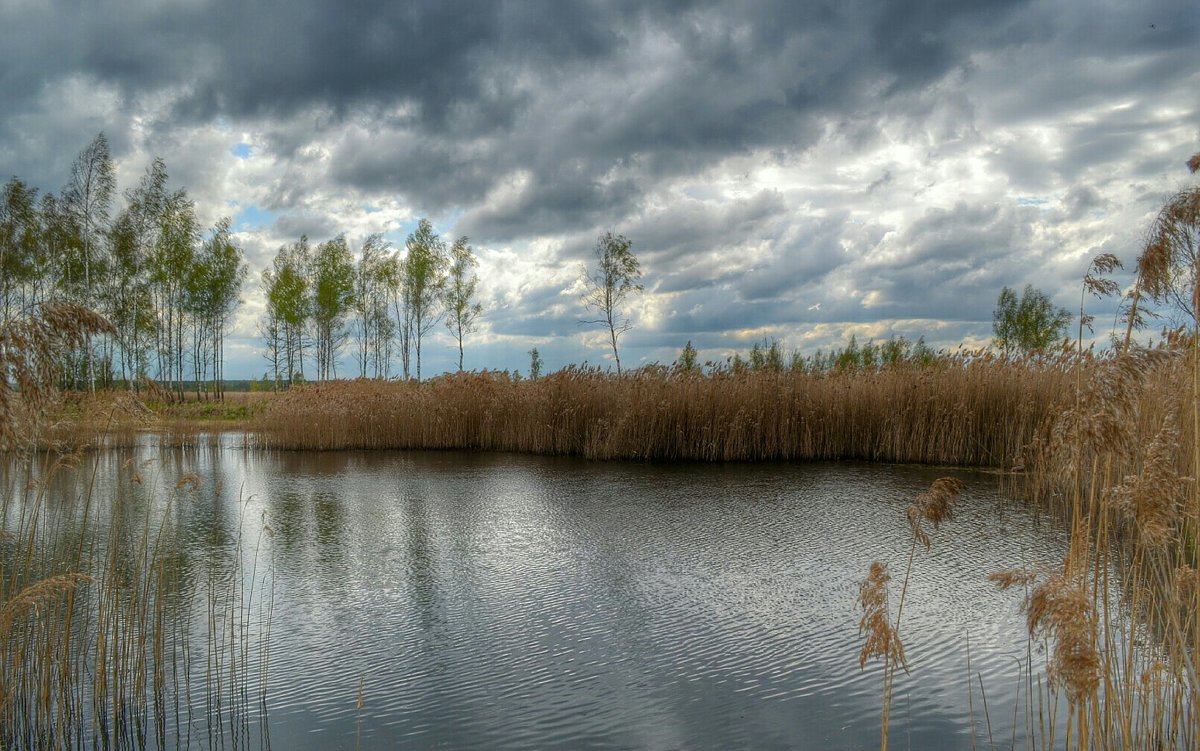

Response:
(32, 448), (1079, 749)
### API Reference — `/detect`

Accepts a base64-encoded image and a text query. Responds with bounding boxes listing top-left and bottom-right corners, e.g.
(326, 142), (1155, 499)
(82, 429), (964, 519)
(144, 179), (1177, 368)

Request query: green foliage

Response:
(880, 337), (906, 366)
(836, 335), (861, 372)
(529, 347), (543, 380)
(62, 133), (115, 311)
(0, 177), (42, 323)
(788, 351), (806, 373)
(748, 339), (784, 372)
(186, 217), (247, 396)
(677, 340), (698, 371)
(146, 182), (202, 394)
(443, 236), (482, 371)
(581, 231), (642, 375)
(2, 139), (245, 398)
(403, 218), (448, 380)
(717, 335), (937, 376)
(992, 284), (1072, 355)
(353, 233), (394, 378)
(911, 336), (936, 367)
(311, 235), (356, 380)
(262, 237), (311, 385)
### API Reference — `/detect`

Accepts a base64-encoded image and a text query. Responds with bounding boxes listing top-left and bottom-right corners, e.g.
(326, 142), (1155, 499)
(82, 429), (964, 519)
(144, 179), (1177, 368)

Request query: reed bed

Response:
(257, 356), (1073, 467)
(860, 342), (1200, 749)
(1, 305), (272, 749)
(1, 455), (272, 749)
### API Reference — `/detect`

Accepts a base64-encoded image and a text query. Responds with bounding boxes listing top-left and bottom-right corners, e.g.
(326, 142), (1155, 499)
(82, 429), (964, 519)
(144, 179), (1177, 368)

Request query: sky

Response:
(1, 0), (1196, 379)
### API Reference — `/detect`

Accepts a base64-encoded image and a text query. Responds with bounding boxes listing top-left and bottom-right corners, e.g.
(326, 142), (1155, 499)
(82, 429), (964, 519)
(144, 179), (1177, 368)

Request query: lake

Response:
(4, 437), (1073, 749)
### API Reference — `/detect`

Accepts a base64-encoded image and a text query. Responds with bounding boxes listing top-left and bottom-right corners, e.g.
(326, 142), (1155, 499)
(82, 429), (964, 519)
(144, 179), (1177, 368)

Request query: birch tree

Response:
(0, 178), (41, 323)
(262, 237), (311, 385)
(63, 132), (115, 391)
(580, 231), (642, 375)
(353, 233), (393, 378)
(443, 236), (482, 371)
(311, 235), (355, 380)
(402, 219), (447, 380)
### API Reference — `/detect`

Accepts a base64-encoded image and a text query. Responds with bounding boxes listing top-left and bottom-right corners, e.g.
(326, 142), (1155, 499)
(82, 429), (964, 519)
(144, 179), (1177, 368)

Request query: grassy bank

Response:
(37, 390), (271, 450)
(256, 356), (1073, 466)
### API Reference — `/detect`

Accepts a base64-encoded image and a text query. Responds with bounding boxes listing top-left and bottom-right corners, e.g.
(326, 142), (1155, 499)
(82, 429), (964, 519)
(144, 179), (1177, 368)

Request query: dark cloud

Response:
(272, 212), (342, 243)
(0, 0), (1063, 225)
(631, 190), (788, 265)
(1062, 185), (1106, 220)
(1, 0), (1195, 377)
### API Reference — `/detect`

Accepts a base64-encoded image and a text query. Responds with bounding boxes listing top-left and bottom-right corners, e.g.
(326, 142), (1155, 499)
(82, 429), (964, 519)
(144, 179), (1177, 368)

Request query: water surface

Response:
(8, 441), (1071, 749)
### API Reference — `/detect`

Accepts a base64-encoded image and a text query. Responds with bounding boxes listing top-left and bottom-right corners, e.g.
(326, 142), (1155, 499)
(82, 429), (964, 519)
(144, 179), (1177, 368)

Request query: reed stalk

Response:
(1, 305), (273, 748)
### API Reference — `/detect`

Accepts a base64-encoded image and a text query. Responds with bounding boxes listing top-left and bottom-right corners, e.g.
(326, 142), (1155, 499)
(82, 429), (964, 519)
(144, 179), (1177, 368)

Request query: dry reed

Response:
(859, 476), (964, 750)
(1, 305), (272, 748)
(257, 355), (1072, 467)
(858, 562), (905, 672)
(990, 340), (1200, 749)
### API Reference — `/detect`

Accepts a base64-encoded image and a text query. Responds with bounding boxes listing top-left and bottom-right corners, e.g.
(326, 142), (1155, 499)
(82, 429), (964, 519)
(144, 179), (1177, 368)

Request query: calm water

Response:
(7, 439), (1074, 749)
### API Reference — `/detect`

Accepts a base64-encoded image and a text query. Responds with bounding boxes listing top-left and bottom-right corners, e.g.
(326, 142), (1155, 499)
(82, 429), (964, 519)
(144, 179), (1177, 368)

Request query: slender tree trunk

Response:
(607, 305), (622, 375)
(415, 309), (423, 381)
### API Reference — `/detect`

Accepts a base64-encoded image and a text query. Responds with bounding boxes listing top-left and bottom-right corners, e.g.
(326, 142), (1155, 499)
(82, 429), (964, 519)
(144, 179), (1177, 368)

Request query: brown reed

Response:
(860, 476), (964, 750)
(0, 303), (113, 451)
(858, 562), (905, 672)
(858, 561), (904, 751)
(1, 306), (272, 748)
(994, 340), (1200, 749)
(257, 355), (1073, 467)
(1026, 571), (1101, 704)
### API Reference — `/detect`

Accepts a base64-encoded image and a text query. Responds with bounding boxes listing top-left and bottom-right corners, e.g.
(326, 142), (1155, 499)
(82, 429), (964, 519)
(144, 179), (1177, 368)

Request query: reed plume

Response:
(1025, 572), (1100, 704)
(1105, 415), (1183, 550)
(860, 477), (965, 749)
(906, 477), (964, 550)
(858, 562), (906, 671)
(0, 303), (113, 450)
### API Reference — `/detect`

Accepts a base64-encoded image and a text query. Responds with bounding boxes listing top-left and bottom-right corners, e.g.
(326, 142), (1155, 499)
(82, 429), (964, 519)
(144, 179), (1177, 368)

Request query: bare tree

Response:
(580, 231), (642, 375)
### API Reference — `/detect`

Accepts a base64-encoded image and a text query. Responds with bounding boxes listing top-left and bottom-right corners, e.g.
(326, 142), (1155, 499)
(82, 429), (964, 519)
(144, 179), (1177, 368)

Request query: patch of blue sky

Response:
(233, 204), (279, 232)
(382, 220), (417, 246)
(1016, 196), (1049, 206)
(230, 143), (253, 159)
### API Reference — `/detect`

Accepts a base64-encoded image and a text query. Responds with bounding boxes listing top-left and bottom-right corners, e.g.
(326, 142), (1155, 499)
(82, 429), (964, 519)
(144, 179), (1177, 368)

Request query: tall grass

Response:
(860, 342), (1200, 749)
(258, 355), (1073, 466)
(1, 304), (272, 749)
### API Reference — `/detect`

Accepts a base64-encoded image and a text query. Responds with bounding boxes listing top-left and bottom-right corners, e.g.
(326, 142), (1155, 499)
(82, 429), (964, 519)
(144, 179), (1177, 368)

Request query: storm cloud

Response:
(1, 0), (1196, 375)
